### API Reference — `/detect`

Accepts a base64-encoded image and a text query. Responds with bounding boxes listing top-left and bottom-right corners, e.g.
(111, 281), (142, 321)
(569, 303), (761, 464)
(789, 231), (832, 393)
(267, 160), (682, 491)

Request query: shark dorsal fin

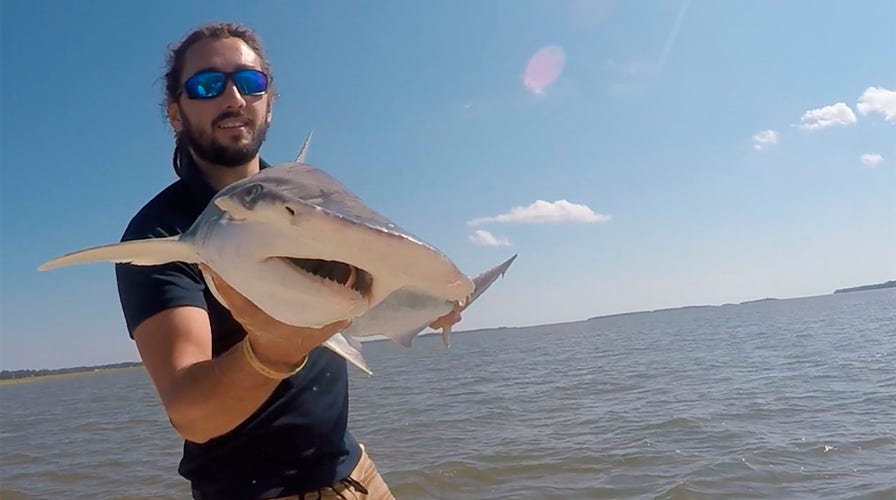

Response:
(295, 130), (314, 163)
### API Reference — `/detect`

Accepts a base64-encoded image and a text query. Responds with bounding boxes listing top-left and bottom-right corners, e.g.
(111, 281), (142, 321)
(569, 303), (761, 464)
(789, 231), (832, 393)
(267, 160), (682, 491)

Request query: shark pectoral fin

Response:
(38, 236), (198, 271)
(388, 325), (429, 349)
(342, 332), (364, 353)
(323, 333), (372, 375)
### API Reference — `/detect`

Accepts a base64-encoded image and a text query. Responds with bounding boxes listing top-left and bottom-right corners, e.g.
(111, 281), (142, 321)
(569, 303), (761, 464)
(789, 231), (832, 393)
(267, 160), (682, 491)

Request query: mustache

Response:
(212, 111), (252, 127)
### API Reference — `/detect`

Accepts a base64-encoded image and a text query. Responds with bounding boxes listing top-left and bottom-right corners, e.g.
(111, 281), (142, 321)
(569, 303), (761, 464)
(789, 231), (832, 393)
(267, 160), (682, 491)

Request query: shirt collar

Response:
(177, 150), (272, 210)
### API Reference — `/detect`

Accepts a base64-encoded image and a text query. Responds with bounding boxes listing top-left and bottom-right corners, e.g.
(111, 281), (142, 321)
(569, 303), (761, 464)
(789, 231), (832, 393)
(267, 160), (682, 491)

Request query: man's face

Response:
(169, 37), (272, 167)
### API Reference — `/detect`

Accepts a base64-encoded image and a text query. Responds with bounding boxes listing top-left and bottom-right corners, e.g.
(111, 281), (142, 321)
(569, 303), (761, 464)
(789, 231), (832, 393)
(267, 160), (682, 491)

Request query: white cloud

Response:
(468, 199), (611, 226)
(857, 86), (896, 121)
(798, 102), (857, 131)
(752, 129), (779, 150)
(469, 230), (511, 247)
(861, 153), (884, 167)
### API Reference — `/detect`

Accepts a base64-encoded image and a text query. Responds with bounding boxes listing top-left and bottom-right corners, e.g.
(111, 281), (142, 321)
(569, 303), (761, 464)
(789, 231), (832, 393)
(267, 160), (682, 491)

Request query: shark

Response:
(37, 135), (516, 375)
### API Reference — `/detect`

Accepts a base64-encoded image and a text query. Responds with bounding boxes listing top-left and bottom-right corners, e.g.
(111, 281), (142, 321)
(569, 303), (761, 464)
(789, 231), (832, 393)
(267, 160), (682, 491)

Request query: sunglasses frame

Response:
(178, 68), (270, 100)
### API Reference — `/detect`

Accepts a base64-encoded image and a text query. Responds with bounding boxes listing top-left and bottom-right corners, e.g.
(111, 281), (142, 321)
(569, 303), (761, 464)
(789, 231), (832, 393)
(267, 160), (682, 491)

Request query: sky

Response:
(1, 0), (894, 371)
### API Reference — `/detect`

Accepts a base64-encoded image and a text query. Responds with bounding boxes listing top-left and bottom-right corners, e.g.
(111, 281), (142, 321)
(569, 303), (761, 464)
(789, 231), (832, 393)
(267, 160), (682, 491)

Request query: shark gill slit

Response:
(281, 257), (373, 295)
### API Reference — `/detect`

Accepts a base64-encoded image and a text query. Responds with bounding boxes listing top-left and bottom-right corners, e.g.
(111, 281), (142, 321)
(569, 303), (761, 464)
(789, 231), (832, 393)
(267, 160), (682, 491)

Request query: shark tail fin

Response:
(468, 254), (517, 304)
(436, 254), (517, 349)
(38, 236), (199, 271)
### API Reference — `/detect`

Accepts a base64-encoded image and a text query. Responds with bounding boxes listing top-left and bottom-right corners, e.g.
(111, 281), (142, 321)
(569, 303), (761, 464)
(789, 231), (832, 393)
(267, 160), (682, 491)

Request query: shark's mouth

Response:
(282, 257), (373, 295)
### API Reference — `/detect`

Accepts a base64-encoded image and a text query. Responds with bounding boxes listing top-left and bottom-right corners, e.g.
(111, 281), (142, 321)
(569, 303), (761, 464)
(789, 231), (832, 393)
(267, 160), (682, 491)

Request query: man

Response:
(115, 22), (462, 499)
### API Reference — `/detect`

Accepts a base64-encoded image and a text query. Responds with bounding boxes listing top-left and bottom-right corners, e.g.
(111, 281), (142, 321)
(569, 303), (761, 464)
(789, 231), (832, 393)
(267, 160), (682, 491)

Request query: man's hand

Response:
(429, 299), (467, 331)
(200, 264), (350, 372)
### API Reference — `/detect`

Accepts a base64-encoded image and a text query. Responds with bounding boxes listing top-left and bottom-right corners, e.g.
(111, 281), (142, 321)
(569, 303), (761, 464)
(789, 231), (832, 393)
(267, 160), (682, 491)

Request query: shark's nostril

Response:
(285, 206), (295, 216)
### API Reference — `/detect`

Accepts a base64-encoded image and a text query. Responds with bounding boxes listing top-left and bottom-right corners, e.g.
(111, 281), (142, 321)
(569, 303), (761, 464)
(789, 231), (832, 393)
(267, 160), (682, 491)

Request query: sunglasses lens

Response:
(184, 71), (227, 99)
(232, 69), (269, 95)
(182, 70), (269, 99)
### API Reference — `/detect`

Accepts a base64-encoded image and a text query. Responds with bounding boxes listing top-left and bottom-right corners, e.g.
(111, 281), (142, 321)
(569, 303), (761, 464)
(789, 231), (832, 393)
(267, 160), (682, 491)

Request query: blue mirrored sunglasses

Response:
(180, 69), (269, 100)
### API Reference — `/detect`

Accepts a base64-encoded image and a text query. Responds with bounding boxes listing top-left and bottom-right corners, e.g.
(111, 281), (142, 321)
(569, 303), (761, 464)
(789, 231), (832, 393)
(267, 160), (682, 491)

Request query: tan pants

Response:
(273, 443), (395, 500)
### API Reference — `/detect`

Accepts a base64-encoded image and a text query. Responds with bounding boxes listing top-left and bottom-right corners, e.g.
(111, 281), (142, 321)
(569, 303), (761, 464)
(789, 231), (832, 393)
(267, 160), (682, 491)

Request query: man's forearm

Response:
(162, 338), (301, 444)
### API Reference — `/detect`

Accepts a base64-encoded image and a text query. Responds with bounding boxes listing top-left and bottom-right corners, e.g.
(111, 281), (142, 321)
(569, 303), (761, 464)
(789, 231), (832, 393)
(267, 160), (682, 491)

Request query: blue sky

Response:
(2, 0), (894, 371)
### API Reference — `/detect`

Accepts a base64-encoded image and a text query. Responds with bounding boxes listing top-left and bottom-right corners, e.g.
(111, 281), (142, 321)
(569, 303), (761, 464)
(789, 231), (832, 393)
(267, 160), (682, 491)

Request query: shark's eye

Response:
(242, 184), (263, 208)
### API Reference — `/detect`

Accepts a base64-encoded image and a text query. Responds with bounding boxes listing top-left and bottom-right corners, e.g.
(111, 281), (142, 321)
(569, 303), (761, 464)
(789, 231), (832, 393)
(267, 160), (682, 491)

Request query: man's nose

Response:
(218, 81), (247, 108)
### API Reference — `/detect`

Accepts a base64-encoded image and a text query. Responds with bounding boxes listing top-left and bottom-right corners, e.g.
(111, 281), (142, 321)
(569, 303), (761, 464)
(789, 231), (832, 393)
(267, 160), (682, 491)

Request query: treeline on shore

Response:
(833, 280), (895, 294)
(0, 361), (143, 380)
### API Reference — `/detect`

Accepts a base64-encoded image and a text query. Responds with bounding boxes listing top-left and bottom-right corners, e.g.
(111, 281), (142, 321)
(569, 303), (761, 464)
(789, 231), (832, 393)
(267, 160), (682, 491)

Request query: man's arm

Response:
(133, 305), (273, 443)
(132, 302), (345, 444)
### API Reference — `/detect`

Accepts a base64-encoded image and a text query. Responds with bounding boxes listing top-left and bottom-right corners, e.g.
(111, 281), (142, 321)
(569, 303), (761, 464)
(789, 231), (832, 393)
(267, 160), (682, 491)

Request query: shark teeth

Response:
(345, 266), (357, 289)
(282, 257), (372, 296)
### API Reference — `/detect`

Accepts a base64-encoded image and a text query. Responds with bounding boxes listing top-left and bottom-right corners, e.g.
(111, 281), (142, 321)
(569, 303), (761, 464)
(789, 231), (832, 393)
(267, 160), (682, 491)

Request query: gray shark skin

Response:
(38, 136), (516, 374)
(342, 254), (517, 348)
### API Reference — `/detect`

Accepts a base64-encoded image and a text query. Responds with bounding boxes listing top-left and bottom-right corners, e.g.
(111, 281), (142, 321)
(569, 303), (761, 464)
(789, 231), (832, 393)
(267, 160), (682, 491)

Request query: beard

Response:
(178, 109), (269, 168)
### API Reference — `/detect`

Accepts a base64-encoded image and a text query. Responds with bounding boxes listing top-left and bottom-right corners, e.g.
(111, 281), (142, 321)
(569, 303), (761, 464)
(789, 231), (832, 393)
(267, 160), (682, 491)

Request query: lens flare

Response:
(523, 45), (565, 94)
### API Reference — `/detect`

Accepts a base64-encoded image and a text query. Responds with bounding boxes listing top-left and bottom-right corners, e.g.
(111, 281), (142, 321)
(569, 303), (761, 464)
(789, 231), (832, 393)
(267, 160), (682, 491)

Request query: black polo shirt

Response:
(114, 152), (361, 499)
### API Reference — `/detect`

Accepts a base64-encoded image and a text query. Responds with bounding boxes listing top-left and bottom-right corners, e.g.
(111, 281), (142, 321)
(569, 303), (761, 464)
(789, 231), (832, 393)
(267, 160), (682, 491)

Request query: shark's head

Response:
(212, 169), (475, 325)
(215, 180), (281, 222)
(212, 180), (374, 320)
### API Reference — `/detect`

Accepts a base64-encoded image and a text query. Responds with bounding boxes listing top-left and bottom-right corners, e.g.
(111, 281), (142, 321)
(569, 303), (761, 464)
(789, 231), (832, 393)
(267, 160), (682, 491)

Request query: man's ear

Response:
(167, 102), (183, 133)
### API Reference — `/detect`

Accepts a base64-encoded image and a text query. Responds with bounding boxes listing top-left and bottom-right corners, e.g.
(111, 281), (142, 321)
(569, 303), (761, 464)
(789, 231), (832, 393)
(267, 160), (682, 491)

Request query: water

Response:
(2, 289), (894, 499)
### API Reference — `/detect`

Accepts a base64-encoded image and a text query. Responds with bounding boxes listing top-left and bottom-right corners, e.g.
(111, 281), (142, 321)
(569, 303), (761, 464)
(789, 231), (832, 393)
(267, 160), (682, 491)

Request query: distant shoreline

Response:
(4, 280), (893, 380)
(584, 280), (894, 321)
(833, 280), (896, 294)
(0, 363), (143, 385)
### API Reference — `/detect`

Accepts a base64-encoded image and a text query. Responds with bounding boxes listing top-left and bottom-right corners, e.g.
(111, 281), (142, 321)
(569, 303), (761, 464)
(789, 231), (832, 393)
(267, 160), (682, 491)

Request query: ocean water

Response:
(1, 288), (894, 499)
